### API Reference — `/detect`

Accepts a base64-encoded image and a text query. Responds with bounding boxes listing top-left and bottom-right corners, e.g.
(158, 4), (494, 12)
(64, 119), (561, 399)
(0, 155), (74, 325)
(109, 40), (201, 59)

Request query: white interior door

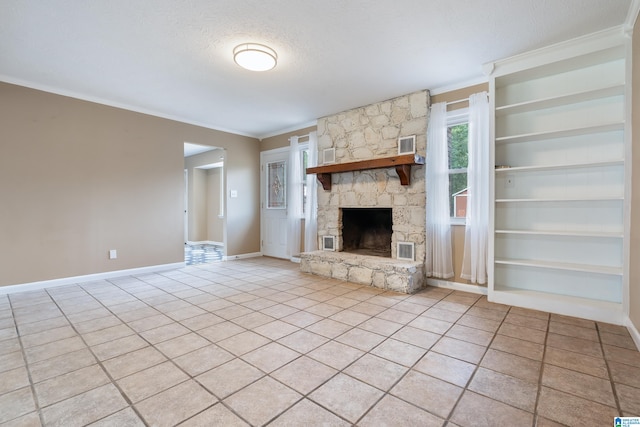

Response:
(261, 149), (289, 259)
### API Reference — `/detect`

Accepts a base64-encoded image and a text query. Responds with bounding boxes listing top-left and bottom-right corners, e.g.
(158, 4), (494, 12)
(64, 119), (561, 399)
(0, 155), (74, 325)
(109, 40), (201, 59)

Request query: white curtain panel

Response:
(287, 136), (303, 259)
(425, 102), (454, 279)
(461, 91), (490, 284)
(304, 131), (319, 252)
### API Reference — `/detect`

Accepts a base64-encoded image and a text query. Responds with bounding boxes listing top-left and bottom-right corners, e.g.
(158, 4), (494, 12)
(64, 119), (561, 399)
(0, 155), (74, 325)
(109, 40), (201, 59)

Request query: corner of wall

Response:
(628, 4), (640, 343)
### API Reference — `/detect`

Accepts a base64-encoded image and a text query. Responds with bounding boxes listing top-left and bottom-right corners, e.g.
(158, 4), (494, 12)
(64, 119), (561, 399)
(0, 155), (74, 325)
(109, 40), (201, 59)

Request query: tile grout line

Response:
(261, 288), (440, 426)
(531, 310), (551, 427)
(538, 317), (627, 416)
(44, 285), (152, 427)
(222, 281), (391, 426)
(121, 269), (280, 425)
(110, 264), (362, 426)
(217, 266), (394, 425)
(348, 289), (478, 425)
(6, 294), (47, 427)
(440, 298), (514, 425)
(5, 263), (304, 426)
(596, 322), (624, 416)
(207, 279), (419, 425)
(102, 273), (256, 426)
(71, 276), (215, 424)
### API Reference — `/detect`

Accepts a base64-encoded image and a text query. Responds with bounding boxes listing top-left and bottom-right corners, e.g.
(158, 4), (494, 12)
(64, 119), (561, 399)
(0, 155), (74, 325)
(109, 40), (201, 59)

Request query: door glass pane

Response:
(267, 161), (286, 209)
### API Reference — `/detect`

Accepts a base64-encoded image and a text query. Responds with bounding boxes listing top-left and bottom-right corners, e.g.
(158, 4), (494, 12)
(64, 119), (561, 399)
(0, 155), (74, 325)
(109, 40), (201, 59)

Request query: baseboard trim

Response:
(626, 316), (640, 351)
(0, 262), (185, 295)
(426, 278), (488, 295)
(222, 252), (262, 261)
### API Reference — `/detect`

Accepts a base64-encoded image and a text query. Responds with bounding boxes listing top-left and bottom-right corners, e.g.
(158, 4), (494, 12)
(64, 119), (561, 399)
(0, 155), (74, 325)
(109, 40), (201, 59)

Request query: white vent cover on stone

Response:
(397, 242), (415, 261)
(397, 135), (416, 155)
(322, 235), (336, 251)
(323, 148), (336, 164)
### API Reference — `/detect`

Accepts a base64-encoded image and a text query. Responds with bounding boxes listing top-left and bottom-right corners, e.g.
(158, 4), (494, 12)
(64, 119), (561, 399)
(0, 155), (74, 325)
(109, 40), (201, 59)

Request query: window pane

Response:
(449, 172), (468, 218)
(267, 161), (286, 209)
(301, 150), (308, 214)
(448, 123), (468, 170)
(302, 150), (308, 177)
(448, 121), (468, 218)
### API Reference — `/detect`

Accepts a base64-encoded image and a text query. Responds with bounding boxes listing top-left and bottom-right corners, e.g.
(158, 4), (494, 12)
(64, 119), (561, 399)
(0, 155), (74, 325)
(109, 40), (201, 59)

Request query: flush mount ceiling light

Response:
(233, 43), (277, 72)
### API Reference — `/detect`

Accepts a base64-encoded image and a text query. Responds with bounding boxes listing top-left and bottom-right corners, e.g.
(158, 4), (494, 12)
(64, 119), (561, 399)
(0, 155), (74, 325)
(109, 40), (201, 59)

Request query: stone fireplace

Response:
(300, 90), (429, 293)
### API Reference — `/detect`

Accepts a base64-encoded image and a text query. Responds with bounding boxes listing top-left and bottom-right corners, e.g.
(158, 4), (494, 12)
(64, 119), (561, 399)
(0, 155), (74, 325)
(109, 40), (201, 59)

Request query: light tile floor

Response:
(1, 257), (639, 426)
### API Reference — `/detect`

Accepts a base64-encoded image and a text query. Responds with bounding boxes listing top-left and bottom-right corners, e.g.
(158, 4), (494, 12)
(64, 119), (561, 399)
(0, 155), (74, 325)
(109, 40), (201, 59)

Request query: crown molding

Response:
(624, 0), (640, 35)
(258, 120), (318, 140)
(484, 25), (625, 78)
(430, 76), (489, 96)
(0, 75), (260, 139)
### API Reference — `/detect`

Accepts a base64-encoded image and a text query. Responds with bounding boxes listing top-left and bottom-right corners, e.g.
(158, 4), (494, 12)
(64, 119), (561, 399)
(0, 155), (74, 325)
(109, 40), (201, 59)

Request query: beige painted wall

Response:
(260, 125), (317, 152)
(431, 83), (488, 112)
(207, 168), (224, 243)
(192, 168), (208, 241)
(0, 82), (260, 287)
(629, 15), (640, 331)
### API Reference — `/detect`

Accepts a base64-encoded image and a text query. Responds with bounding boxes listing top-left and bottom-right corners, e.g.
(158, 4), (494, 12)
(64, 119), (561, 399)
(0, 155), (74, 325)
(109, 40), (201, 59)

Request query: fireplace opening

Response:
(341, 208), (392, 257)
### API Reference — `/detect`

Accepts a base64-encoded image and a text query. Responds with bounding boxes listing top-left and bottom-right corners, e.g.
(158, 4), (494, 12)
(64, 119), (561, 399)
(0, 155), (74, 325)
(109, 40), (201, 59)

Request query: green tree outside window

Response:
(448, 123), (468, 217)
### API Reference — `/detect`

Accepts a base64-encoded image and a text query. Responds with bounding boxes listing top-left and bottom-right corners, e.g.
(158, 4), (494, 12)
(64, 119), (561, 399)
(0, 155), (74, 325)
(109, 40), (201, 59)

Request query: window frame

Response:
(447, 108), (469, 226)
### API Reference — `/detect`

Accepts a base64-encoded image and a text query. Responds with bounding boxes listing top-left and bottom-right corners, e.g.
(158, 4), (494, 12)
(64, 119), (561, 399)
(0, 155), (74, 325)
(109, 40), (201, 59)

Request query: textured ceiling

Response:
(0, 0), (633, 139)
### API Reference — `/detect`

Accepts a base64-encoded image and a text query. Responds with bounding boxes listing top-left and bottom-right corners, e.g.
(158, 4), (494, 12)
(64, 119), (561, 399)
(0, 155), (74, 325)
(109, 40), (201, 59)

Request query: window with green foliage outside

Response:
(448, 122), (468, 218)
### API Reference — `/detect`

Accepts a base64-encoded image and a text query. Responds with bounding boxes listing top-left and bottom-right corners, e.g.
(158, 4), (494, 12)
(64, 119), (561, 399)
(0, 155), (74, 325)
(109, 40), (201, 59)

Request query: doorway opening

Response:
(184, 143), (226, 264)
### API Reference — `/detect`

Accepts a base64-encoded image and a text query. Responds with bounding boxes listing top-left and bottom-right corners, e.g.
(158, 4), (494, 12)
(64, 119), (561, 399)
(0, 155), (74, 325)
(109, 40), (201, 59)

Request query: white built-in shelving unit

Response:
(487, 27), (629, 323)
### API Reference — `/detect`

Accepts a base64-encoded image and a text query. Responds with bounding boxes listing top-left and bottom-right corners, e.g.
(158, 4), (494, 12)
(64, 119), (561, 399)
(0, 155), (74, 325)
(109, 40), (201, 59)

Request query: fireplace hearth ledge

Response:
(300, 251), (425, 294)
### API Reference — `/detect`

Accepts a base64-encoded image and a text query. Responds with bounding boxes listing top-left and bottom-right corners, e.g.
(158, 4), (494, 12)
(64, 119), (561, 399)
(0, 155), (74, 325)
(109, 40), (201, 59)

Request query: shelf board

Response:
(494, 159), (623, 173)
(306, 153), (425, 191)
(495, 196), (623, 203)
(494, 258), (622, 275)
(494, 229), (623, 238)
(495, 122), (624, 144)
(495, 84), (625, 116)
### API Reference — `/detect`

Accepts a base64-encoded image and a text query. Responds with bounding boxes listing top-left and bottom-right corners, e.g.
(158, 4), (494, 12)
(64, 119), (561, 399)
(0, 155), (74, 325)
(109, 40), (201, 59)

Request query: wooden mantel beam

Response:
(306, 153), (425, 191)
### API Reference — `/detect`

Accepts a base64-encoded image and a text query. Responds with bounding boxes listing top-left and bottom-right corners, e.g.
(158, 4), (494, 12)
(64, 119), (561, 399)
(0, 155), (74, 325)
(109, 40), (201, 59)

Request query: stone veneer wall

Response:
(301, 90), (430, 293)
(301, 251), (426, 293)
(316, 90), (429, 261)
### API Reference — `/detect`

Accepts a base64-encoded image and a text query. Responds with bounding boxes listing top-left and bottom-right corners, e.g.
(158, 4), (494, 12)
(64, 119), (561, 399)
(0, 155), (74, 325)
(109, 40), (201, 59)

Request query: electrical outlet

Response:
(109, 249), (117, 259)
(505, 175), (515, 188)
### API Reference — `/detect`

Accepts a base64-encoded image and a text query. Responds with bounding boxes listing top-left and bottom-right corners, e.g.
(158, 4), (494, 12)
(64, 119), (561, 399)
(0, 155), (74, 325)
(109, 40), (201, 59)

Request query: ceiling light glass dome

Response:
(233, 43), (277, 72)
